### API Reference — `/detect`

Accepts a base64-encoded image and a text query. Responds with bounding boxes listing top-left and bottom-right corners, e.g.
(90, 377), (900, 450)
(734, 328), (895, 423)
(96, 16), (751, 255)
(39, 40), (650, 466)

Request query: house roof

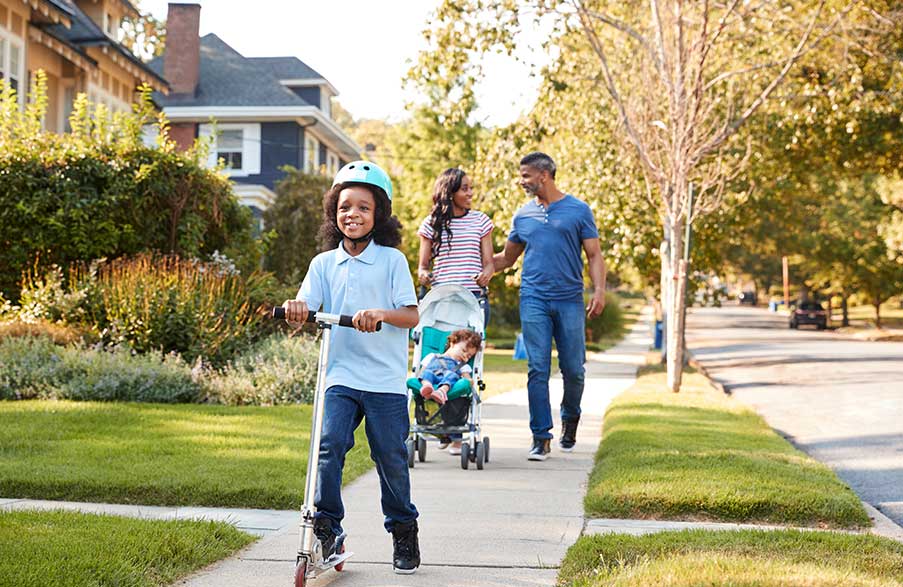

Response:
(249, 56), (323, 81)
(147, 34), (316, 107)
(36, 0), (168, 90)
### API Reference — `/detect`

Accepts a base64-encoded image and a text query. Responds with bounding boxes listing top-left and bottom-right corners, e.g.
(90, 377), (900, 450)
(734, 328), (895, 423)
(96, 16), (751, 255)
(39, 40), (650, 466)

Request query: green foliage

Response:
(0, 336), (200, 403)
(203, 334), (319, 405)
(0, 510), (254, 587)
(263, 167), (332, 283)
(13, 254), (264, 366)
(0, 74), (256, 297)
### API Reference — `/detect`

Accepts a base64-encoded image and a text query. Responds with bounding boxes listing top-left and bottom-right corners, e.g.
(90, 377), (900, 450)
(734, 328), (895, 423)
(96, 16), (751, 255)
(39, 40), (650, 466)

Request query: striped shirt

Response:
(419, 210), (493, 293)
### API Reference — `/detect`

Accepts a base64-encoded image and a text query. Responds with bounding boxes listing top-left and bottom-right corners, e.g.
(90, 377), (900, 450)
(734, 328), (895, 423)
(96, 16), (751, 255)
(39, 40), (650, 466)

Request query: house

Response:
(0, 0), (168, 132)
(148, 3), (361, 225)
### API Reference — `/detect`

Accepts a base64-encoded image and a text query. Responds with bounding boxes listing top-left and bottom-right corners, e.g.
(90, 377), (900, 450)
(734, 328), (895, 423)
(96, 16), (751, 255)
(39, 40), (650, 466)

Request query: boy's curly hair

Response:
(317, 182), (403, 251)
(445, 329), (482, 351)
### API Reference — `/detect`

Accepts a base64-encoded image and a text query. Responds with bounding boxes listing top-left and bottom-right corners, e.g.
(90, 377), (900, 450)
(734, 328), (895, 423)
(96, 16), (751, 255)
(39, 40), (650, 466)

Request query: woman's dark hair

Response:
(316, 182), (403, 251)
(427, 168), (467, 260)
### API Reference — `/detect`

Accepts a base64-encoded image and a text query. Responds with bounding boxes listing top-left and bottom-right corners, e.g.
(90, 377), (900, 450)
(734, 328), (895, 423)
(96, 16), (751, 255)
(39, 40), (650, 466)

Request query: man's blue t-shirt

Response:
(508, 195), (599, 302)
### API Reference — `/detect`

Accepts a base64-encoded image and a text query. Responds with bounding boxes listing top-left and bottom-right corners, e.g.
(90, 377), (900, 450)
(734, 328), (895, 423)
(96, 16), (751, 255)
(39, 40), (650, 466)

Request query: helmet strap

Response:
(336, 225), (373, 251)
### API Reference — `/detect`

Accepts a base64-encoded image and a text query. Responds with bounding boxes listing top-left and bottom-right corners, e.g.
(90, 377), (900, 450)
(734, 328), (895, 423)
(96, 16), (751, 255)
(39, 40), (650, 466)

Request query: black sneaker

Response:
(391, 520), (420, 574)
(560, 418), (579, 452)
(313, 518), (338, 560)
(527, 437), (551, 461)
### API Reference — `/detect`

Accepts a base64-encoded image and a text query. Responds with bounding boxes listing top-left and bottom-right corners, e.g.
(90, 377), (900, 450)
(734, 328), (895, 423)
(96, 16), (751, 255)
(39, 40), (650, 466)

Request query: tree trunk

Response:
(874, 297), (882, 329)
(826, 297), (833, 328)
(841, 290), (850, 327)
(666, 220), (686, 393)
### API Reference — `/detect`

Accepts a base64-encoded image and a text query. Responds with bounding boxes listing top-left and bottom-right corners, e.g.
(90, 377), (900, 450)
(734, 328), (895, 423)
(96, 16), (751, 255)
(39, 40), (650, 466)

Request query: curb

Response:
(863, 502), (903, 543)
(686, 350), (730, 395)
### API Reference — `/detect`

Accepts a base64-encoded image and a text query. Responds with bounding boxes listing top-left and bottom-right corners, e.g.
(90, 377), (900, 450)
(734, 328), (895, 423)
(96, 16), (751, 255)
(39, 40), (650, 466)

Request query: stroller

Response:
(405, 284), (490, 470)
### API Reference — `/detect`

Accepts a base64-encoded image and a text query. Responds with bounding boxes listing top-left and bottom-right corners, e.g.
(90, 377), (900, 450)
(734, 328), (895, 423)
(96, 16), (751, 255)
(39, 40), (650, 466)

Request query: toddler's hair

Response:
(445, 329), (482, 351)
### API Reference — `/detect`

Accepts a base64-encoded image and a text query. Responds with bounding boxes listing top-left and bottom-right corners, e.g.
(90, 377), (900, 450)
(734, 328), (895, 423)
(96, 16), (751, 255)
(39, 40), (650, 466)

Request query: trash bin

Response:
(653, 320), (663, 350)
(513, 333), (529, 360)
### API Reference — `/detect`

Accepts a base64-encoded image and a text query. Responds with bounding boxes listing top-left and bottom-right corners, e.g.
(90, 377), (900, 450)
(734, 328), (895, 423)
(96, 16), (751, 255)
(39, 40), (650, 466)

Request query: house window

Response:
(326, 151), (339, 176)
(0, 31), (24, 106)
(199, 123), (261, 177)
(104, 13), (117, 36)
(304, 134), (320, 173)
(216, 129), (244, 170)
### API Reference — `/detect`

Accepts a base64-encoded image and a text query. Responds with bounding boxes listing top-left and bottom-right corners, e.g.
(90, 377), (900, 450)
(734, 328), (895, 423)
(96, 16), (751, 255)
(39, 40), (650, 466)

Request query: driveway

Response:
(686, 306), (903, 527)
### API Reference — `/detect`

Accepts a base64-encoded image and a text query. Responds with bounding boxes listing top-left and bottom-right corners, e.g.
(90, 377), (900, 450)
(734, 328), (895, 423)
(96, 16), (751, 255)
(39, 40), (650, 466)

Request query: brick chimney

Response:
(163, 3), (201, 95)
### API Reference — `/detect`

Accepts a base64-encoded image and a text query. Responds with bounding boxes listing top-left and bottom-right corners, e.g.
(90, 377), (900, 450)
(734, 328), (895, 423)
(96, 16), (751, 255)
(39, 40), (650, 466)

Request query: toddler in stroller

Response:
(406, 285), (490, 470)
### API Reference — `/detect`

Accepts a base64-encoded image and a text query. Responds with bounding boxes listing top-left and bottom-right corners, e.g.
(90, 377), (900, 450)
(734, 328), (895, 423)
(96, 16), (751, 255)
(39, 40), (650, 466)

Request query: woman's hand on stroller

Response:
(282, 299), (309, 328)
(352, 309), (385, 333)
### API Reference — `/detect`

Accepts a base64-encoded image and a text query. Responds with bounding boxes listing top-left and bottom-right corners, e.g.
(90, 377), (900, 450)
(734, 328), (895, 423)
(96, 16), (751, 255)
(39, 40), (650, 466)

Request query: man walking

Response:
(493, 152), (606, 461)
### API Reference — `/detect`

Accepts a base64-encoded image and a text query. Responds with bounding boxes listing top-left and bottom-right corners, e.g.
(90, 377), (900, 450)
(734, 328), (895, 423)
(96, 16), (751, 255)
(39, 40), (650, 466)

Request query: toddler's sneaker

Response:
(432, 385), (448, 404)
(392, 520), (420, 574)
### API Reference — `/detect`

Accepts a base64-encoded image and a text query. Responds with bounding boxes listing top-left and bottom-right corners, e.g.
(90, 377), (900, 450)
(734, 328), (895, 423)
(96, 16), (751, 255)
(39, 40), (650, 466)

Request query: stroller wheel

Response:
(460, 442), (470, 470)
(406, 438), (415, 468)
(475, 441), (485, 470)
(482, 436), (490, 463)
(417, 436), (427, 462)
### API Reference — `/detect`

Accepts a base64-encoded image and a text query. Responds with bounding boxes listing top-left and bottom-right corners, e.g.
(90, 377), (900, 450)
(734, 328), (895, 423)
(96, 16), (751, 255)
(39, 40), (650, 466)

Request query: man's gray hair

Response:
(519, 152), (556, 178)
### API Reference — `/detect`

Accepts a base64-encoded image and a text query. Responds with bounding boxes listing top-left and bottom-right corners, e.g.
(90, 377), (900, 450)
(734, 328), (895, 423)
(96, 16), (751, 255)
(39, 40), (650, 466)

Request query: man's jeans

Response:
(520, 296), (586, 440)
(315, 385), (418, 534)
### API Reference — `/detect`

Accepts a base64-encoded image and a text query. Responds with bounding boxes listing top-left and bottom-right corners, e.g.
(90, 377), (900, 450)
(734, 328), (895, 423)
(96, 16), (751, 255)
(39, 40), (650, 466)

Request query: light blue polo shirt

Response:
(297, 242), (417, 394)
(508, 195), (599, 302)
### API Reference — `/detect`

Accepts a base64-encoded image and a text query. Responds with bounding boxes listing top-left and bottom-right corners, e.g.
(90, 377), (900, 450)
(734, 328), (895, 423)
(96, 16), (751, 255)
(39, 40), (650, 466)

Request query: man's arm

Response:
(492, 239), (525, 273)
(583, 237), (607, 318)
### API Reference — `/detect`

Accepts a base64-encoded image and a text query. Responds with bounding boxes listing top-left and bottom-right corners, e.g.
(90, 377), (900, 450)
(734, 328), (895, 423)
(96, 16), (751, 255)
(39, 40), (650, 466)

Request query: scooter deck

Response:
(306, 551), (353, 579)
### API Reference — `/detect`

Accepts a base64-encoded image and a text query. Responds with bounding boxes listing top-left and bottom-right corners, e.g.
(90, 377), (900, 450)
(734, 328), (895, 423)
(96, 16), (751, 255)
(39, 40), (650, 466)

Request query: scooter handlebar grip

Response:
(270, 307), (317, 323)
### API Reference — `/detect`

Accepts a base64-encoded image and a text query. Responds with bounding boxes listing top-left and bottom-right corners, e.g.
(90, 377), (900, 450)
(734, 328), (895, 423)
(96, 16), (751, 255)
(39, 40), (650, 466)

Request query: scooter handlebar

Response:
(271, 307), (381, 331)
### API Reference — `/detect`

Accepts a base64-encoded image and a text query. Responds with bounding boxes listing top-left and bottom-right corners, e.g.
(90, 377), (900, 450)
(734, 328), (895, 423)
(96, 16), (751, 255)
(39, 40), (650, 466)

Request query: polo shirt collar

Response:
(335, 241), (379, 265)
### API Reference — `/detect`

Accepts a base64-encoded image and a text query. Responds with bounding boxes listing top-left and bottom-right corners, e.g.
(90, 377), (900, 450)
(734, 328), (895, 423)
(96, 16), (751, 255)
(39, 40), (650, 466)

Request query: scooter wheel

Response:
(294, 558), (308, 587)
(335, 543), (346, 572)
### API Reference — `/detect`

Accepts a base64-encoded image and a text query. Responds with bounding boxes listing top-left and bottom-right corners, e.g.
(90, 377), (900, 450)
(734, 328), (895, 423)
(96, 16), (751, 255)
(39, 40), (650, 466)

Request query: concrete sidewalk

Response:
(1, 309), (652, 587)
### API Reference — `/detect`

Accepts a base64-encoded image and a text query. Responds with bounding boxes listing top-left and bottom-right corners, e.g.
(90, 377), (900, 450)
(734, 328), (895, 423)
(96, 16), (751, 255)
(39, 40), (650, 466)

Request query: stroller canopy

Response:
(416, 285), (484, 335)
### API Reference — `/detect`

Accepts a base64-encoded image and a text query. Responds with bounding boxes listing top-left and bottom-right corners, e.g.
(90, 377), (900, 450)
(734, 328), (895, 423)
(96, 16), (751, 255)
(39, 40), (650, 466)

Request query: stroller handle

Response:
(271, 307), (381, 331)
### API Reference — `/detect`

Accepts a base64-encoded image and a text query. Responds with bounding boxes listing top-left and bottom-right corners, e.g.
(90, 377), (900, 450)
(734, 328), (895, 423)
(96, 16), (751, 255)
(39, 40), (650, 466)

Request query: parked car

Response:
(789, 301), (828, 330)
(738, 291), (757, 305)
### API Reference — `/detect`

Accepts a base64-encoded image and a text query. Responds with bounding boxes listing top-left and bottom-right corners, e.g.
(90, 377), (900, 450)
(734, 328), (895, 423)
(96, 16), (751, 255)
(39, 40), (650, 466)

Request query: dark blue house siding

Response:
(290, 87), (320, 108)
(233, 121), (300, 190)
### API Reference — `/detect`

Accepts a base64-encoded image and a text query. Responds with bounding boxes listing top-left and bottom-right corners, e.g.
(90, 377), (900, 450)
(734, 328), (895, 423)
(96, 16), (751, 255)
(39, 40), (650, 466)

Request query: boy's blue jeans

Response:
(421, 369), (461, 390)
(519, 296), (586, 440)
(314, 385), (418, 534)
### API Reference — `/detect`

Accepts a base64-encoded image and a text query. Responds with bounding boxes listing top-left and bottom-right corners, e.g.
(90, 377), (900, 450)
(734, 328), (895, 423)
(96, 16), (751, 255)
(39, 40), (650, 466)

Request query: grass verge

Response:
(0, 400), (371, 509)
(560, 529), (903, 587)
(0, 509), (254, 587)
(585, 365), (869, 529)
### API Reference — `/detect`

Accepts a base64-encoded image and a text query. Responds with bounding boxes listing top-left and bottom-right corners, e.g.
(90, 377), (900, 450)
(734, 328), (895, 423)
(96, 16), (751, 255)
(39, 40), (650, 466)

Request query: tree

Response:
(119, 9), (165, 61)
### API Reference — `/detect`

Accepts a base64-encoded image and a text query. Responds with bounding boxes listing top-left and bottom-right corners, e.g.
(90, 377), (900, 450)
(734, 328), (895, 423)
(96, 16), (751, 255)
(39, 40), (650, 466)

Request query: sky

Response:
(141, 0), (551, 126)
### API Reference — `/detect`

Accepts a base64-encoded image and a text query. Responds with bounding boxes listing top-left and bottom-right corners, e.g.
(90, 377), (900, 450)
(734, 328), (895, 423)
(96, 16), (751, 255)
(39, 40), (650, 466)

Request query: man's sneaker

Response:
(391, 520), (420, 574)
(560, 418), (579, 452)
(313, 518), (338, 560)
(527, 437), (551, 461)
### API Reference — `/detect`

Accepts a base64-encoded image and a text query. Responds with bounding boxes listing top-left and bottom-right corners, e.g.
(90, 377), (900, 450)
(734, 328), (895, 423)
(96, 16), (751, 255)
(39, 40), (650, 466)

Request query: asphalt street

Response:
(686, 305), (903, 528)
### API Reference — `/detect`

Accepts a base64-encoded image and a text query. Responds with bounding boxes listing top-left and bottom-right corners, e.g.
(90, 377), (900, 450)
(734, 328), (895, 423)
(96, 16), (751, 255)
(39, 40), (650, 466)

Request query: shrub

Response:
(0, 75), (257, 298)
(0, 336), (201, 403)
(203, 334), (319, 405)
(0, 320), (91, 346)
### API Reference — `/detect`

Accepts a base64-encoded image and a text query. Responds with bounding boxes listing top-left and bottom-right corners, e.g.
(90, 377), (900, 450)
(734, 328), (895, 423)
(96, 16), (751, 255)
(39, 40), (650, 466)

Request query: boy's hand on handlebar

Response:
(353, 309), (384, 333)
(283, 300), (309, 327)
(417, 268), (432, 286)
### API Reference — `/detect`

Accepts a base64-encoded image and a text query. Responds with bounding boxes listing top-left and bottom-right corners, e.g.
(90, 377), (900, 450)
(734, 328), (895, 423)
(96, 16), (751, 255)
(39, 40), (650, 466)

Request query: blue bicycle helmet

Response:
(332, 160), (393, 202)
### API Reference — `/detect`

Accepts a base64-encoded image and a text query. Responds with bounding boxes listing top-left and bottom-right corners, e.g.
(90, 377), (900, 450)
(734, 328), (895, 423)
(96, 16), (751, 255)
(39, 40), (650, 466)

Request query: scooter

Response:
(272, 307), (380, 587)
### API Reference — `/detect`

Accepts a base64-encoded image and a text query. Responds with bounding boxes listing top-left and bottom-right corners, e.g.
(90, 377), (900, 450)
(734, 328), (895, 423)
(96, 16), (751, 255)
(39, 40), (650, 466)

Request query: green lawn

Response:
(0, 509), (253, 587)
(560, 529), (903, 587)
(835, 302), (903, 329)
(585, 365), (869, 529)
(0, 401), (371, 509)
